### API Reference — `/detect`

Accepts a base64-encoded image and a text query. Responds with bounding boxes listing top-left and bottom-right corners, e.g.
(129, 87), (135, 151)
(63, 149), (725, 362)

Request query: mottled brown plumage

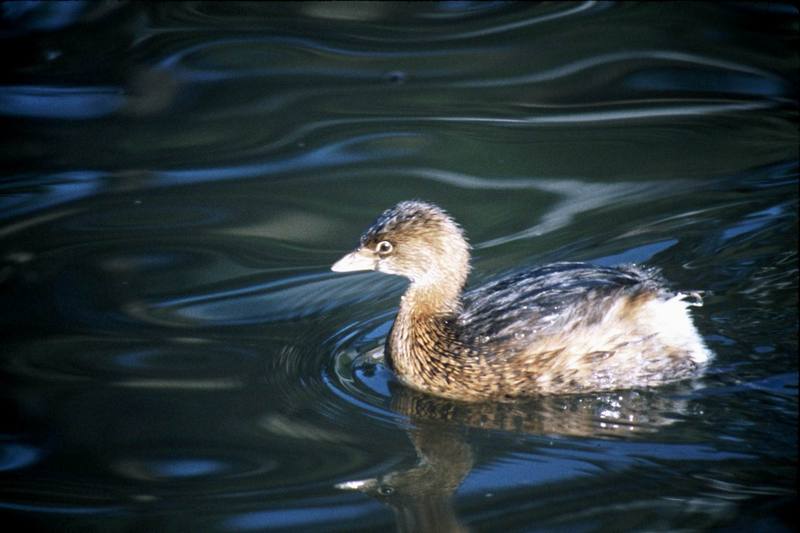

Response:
(332, 200), (711, 402)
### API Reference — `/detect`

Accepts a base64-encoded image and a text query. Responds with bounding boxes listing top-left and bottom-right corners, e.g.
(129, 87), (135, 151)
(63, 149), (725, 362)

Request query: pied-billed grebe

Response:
(332, 201), (711, 401)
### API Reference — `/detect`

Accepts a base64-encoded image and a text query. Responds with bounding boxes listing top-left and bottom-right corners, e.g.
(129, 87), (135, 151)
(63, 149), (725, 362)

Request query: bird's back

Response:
(458, 262), (668, 346)
(453, 262), (709, 395)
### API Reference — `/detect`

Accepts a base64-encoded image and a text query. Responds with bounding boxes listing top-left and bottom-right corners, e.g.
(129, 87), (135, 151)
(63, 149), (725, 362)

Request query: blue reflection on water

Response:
(0, 502), (121, 515)
(0, 171), (103, 221)
(1, 0), (88, 31)
(462, 455), (600, 493)
(0, 86), (123, 119)
(591, 239), (678, 266)
(223, 503), (374, 531)
(157, 132), (421, 186)
(0, 443), (41, 471)
(151, 459), (226, 478)
(143, 272), (401, 326)
(625, 68), (788, 97)
(463, 440), (756, 494)
(721, 205), (785, 241)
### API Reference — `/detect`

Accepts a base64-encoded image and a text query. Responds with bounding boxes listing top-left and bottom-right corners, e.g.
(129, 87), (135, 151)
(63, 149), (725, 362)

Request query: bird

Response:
(331, 200), (711, 402)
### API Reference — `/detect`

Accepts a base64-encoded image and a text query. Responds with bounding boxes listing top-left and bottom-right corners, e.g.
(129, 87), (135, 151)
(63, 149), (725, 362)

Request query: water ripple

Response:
(153, 132), (424, 187)
(148, 2), (602, 42)
(129, 272), (404, 327)
(378, 168), (677, 248)
(0, 171), (102, 223)
(111, 450), (276, 482)
(3, 337), (259, 388)
(426, 1), (600, 41)
(454, 50), (785, 88)
(417, 101), (777, 124)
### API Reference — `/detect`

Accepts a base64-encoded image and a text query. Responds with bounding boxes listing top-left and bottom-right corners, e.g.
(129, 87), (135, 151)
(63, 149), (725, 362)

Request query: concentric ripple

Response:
(323, 310), (398, 421)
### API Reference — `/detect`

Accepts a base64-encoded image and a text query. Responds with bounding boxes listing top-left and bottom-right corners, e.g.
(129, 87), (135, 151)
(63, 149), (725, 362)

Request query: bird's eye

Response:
(376, 241), (393, 255)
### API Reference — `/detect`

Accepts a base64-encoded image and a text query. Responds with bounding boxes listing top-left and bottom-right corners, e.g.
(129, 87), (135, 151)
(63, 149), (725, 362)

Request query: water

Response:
(1, 2), (797, 531)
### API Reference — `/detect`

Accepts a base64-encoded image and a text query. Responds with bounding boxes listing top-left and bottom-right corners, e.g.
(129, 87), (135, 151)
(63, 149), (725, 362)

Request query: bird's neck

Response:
(387, 278), (464, 386)
(401, 252), (469, 317)
(401, 281), (463, 318)
(385, 252), (471, 396)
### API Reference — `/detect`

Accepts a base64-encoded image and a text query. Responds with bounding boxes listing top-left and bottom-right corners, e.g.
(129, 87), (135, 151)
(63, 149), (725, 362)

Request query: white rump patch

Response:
(642, 294), (712, 364)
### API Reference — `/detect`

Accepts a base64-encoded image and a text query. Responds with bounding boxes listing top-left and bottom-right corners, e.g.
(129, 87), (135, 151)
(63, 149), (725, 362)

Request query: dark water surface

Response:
(1, 2), (797, 531)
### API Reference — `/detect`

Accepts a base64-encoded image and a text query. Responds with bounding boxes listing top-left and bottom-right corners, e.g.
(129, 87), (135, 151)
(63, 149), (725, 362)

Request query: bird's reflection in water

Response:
(337, 382), (695, 533)
(337, 417), (472, 533)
